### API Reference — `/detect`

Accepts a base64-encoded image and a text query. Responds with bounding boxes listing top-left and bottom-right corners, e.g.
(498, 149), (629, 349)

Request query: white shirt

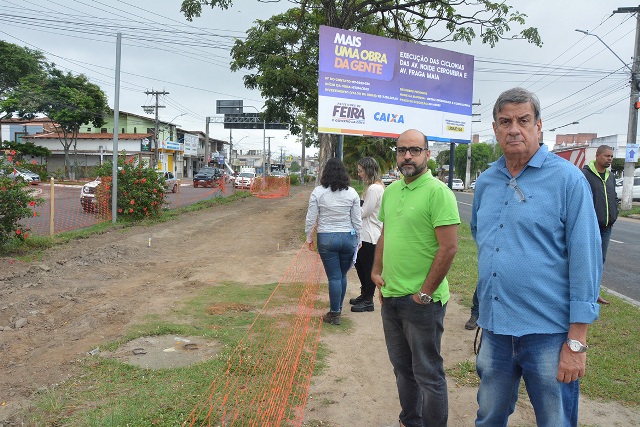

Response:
(361, 183), (384, 244)
(305, 185), (362, 242)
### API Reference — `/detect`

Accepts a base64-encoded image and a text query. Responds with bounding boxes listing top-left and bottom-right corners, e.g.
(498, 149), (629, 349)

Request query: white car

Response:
(234, 172), (256, 189)
(9, 168), (40, 185)
(470, 180), (476, 190)
(451, 178), (464, 191)
(381, 174), (395, 186)
(159, 171), (178, 193)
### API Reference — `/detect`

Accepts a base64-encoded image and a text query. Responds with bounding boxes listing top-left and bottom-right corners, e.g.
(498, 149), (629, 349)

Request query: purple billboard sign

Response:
(318, 26), (474, 141)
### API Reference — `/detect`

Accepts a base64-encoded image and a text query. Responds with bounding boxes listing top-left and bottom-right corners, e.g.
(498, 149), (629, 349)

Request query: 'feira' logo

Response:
(374, 112), (404, 123)
(332, 104), (365, 124)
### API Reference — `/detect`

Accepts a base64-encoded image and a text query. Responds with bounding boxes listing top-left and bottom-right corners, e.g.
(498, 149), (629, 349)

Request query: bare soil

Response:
(0, 185), (638, 426)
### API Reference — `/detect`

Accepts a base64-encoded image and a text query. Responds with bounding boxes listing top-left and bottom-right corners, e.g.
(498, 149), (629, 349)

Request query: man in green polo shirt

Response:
(372, 128), (460, 427)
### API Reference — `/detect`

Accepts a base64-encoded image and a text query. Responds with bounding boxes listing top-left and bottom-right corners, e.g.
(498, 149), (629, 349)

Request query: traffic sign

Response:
(625, 143), (638, 162)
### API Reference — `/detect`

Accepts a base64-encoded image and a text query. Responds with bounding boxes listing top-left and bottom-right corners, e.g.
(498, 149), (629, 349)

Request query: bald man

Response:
(371, 129), (460, 427)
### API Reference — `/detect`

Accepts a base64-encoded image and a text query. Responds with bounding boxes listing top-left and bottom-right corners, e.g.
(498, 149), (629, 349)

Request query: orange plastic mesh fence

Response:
(19, 183), (111, 237)
(183, 244), (327, 427)
(17, 178), (230, 237)
(251, 176), (291, 199)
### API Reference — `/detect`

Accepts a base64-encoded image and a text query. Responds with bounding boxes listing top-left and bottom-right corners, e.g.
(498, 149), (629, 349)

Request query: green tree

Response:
(342, 136), (396, 177)
(1, 141), (51, 159)
(289, 161), (300, 172)
(179, 0), (541, 173)
(427, 158), (438, 176)
(453, 142), (495, 179)
(2, 69), (109, 179)
(0, 41), (48, 140)
(0, 41), (47, 101)
(436, 149), (450, 167)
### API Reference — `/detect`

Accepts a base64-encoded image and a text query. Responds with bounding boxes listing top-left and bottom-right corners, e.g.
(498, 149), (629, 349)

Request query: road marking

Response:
(610, 239), (624, 244)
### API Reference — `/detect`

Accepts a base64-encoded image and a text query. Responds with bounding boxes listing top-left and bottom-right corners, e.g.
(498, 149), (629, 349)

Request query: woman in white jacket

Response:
(305, 158), (362, 325)
(350, 157), (384, 312)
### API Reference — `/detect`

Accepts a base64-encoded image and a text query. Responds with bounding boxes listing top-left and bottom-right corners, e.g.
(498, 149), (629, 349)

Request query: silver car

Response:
(10, 168), (40, 185)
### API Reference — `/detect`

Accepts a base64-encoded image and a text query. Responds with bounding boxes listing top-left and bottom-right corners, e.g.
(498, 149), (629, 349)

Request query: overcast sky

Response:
(1, 0), (638, 154)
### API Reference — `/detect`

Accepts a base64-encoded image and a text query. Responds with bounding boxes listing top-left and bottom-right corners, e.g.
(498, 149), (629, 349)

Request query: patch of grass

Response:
(581, 293), (640, 406)
(448, 222), (478, 308)
(23, 279), (314, 426)
(446, 359), (479, 387)
(618, 206), (640, 217)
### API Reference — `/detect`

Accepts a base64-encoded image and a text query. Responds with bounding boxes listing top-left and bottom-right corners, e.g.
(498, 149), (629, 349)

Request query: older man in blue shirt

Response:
(471, 87), (602, 427)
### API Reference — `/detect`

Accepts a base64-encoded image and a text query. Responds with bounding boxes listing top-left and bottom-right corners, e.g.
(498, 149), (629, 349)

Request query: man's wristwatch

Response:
(566, 339), (588, 353)
(417, 291), (433, 304)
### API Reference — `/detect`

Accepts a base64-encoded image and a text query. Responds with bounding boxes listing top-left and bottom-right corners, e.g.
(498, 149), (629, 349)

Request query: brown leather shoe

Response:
(597, 296), (610, 305)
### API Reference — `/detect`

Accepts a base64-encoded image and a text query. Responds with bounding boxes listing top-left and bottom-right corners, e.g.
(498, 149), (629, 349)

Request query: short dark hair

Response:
(596, 145), (614, 155)
(320, 157), (350, 191)
(493, 87), (541, 122)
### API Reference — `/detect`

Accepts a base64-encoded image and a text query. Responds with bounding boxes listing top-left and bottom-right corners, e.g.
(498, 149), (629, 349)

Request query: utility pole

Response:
(205, 116), (210, 168)
(301, 123), (307, 184)
(278, 145), (286, 170)
(466, 101), (482, 189)
(614, 6), (640, 210)
(142, 89), (168, 170)
(266, 136), (274, 173)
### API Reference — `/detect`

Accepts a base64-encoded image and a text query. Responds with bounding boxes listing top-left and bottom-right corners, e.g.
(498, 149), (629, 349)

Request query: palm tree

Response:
(343, 136), (396, 178)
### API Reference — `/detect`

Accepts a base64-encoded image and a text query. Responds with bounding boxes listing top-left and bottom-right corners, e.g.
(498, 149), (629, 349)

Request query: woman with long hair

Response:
(305, 158), (362, 325)
(350, 157), (384, 312)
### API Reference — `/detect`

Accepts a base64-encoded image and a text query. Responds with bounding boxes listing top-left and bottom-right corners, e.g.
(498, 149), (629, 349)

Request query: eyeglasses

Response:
(396, 146), (426, 156)
(508, 177), (526, 202)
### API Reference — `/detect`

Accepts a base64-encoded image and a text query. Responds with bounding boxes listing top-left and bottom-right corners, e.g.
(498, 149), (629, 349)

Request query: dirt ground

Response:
(1, 184), (638, 426)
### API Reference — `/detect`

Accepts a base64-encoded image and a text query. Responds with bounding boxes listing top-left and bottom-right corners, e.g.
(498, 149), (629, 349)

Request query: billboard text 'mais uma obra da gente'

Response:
(318, 26), (474, 142)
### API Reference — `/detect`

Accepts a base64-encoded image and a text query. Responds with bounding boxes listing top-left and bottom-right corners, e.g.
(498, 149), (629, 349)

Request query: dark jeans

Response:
(471, 287), (479, 318)
(354, 241), (376, 299)
(317, 232), (357, 312)
(600, 226), (612, 263)
(382, 295), (448, 427)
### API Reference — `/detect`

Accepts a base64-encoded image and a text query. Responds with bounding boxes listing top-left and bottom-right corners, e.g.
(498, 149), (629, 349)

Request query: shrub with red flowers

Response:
(0, 151), (43, 245)
(94, 153), (167, 221)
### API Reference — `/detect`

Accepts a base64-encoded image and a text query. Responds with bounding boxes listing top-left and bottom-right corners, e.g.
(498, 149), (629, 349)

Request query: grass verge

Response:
(0, 191), (252, 258)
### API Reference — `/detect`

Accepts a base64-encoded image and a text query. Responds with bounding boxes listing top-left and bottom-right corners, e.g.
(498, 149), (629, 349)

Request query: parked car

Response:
(160, 171), (178, 193)
(193, 167), (223, 188)
(469, 180), (476, 190)
(616, 169), (640, 201)
(450, 178), (464, 191)
(381, 174), (395, 186)
(80, 177), (102, 212)
(9, 168), (40, 185)
(234, 172), (256, 189)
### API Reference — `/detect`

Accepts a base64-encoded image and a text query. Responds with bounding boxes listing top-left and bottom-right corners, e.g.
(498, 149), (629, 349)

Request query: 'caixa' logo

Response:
(374, 112), (404, 123)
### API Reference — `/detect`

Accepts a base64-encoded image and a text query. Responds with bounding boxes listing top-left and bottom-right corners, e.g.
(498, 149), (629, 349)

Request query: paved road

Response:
(455, 191), (640, 304)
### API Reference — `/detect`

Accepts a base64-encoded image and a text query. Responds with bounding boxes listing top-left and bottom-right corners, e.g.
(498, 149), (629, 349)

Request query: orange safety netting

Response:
(19, 178), (230, 237)
(183, 244), (327, 427)
(250, 176), (291, 199)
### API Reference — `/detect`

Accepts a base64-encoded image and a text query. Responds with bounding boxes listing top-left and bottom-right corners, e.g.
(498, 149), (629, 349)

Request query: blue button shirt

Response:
(471, 145), (601, 336)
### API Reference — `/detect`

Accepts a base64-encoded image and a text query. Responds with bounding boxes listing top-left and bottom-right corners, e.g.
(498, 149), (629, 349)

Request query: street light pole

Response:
(576, 12), (640, 210)
(246, 105), (266, 177)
